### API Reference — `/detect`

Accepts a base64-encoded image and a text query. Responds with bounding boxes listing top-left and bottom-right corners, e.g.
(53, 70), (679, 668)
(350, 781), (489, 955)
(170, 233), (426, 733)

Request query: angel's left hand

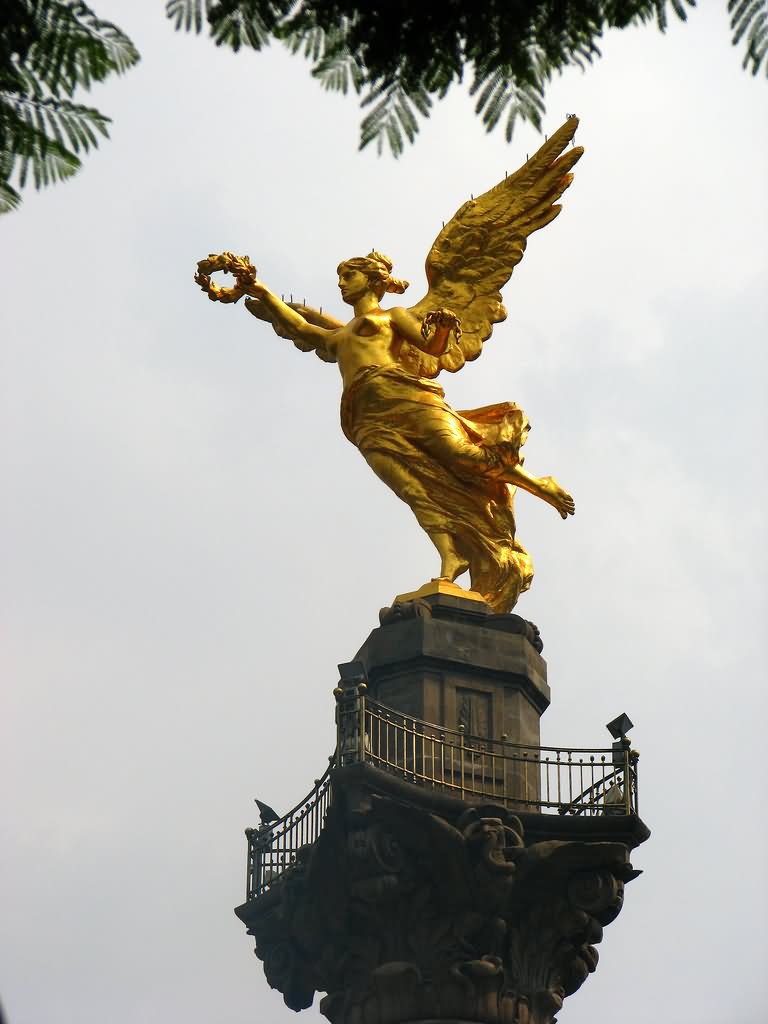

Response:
(421, 307), (462, 342)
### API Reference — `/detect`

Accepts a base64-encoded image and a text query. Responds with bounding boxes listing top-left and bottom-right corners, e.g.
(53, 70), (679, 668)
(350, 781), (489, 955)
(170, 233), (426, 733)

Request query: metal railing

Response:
(335, 683), (639, 817)
(244, 687), (639, 901)
(245, 763), (333, 900)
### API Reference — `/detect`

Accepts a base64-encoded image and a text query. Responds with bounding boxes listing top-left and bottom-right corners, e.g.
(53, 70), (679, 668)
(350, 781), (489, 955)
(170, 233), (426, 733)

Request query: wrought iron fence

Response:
(244, 686), (639, 900)
(245, 764), (333, 900)
(335, 684), (639, 817)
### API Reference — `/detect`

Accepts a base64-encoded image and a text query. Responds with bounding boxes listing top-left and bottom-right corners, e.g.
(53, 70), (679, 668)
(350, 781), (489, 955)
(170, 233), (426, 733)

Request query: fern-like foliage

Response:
(166, 0), (292, 50)
(167, 0), (765, 156)
(729, 0), (768, 74)
(0, 1), (139, 213)
(357, 77), (432, 156)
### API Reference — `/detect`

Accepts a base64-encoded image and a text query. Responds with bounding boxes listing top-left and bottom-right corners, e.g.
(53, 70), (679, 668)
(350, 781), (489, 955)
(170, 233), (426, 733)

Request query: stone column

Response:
(235, 588), (650, 1024)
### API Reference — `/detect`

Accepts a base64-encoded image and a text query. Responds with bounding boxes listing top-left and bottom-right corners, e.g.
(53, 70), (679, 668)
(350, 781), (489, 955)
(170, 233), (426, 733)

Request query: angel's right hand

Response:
(245, 279), (267, 299)
(244, 295), (270, 321)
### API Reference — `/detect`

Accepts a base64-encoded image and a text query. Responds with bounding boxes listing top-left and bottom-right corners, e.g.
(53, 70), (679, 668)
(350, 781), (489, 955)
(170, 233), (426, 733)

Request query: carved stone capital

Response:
(235, 765), (646, 1024)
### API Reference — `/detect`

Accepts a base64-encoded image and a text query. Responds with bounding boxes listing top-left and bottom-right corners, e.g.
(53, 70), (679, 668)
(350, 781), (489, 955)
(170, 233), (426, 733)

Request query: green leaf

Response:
(729, 0), (768, 74)
(166, 0), (210, 34)
(23, 1), (139, 98)
(358, 77), (431, 156)
(1, 2), (139, 211)
(165, 0), (764, 158)
(1, 91), (109, 197)
(0, 179), (22, 213)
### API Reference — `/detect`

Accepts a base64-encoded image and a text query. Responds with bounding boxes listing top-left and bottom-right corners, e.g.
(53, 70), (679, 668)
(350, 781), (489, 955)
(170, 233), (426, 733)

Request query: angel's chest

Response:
(352, 314), (390, 338)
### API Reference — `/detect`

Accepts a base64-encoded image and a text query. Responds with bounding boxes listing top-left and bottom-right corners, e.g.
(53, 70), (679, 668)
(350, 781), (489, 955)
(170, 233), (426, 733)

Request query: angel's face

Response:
(337, 266), (373, 305)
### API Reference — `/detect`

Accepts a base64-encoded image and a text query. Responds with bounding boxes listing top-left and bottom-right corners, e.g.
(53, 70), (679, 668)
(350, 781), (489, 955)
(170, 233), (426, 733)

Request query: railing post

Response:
(245, 827), (255, 900)
(334, 685), (345, 762)
(358, 682), (368, 763)
(630, 746), (639, 814)
(501, 733), (508, 802)
(614, 737), (630, 815)
(459, 724), (465, 800)
(335, 681), (365, 766)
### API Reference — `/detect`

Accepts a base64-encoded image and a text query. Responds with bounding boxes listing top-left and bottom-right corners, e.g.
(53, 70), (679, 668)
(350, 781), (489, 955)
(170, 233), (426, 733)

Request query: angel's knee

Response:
(365, 451), (424, 505)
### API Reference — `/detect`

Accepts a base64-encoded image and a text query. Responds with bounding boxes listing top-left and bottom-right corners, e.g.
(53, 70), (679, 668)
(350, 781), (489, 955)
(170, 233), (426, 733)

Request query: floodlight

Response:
(606, 712), (634, 740)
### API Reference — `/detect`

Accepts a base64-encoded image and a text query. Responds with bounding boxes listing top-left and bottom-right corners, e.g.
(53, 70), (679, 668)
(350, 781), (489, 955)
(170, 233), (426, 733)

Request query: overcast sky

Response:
(2, 4), (766, 1023)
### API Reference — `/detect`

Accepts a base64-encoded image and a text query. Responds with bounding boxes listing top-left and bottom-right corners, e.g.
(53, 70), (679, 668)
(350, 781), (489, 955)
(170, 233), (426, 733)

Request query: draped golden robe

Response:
(340, 365), (534, 612)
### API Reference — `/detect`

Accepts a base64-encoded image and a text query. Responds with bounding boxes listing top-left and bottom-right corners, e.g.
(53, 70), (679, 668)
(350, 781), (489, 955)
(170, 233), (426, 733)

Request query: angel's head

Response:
(336, 251), (409, 304)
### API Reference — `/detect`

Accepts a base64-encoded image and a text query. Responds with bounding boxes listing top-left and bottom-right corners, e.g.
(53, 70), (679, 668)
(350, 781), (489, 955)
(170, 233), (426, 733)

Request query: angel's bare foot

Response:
(537, 476), (575, 519)
(429, 531), (469, 581)
(438, 555), (470, 582)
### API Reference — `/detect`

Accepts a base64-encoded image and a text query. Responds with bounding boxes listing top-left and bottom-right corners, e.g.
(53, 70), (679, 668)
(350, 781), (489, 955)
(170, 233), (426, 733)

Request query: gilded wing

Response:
(244, 297), (342, 364)
(405, 116), (583, 378)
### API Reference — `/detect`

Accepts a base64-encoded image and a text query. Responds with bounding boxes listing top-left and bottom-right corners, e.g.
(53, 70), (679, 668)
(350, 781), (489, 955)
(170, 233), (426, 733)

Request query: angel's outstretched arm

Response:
(250, 282), (339, 354)
(506, 465), (575, 520)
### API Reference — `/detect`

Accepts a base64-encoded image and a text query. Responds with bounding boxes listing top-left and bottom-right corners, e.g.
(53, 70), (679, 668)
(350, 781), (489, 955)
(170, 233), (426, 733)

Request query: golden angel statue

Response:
(195, 117), (583, 613)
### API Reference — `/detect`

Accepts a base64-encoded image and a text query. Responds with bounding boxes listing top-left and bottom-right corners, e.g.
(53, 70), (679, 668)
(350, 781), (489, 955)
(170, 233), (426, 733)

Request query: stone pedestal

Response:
(354, 586), (549, 804)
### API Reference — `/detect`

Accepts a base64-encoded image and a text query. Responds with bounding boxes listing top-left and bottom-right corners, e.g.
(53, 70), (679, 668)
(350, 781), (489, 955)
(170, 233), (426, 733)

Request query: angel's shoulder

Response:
(388, 305), (419, 326)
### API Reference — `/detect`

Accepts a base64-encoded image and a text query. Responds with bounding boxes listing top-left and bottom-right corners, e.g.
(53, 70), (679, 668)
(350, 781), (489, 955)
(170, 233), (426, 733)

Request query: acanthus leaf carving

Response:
(239, 768), (643, 1024)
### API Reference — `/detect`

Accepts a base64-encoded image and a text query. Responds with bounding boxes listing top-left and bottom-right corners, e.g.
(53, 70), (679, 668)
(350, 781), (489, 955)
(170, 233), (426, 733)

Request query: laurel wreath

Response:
(194, 251), (258, 303)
